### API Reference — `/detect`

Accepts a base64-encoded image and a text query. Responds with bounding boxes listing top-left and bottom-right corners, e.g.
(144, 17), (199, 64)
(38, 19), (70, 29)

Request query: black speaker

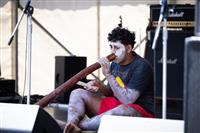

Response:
(145, 31), (193, 99)
(184, 36), (200, 133)
(154, 31), (193, 99)
(0, 103), (62, 133)
(146, 30), (193, 99)
(0, 79), (15, 96)
(55, 56), (87, 103)
(149, 4), (194, 31)
(145, 30), (193, 119)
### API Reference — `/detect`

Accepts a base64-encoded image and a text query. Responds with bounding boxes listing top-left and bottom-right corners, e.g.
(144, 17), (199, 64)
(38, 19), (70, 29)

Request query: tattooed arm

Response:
(106, 75), (140, 104)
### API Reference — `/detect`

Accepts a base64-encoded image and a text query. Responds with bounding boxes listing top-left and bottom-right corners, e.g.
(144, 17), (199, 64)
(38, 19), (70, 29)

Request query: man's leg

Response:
(79, 104), (141, 130)
(66, 88), (103, 128)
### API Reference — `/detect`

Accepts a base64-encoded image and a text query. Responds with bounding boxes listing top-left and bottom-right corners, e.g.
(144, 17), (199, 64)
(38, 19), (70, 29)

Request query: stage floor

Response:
(44, 103), (96, 133)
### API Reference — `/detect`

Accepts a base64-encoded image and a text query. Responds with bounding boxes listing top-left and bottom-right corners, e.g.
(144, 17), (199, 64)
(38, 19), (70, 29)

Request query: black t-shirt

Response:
(110, 52), (154, 114)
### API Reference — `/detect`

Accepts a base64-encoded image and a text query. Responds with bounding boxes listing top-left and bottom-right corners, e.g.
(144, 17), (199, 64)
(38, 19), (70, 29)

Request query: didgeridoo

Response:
(36, 53), (116, 108)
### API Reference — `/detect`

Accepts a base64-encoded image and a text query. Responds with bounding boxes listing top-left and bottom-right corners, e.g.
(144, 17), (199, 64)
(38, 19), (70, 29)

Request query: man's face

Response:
(109, 41), (126, 63)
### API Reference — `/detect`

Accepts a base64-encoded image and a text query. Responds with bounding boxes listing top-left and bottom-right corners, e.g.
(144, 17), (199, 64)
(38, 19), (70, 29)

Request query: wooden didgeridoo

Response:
(36, 53), (116, 108)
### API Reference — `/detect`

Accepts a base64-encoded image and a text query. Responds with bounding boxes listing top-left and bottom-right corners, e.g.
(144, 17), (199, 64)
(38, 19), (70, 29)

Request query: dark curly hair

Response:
(107, 27), (136, 47)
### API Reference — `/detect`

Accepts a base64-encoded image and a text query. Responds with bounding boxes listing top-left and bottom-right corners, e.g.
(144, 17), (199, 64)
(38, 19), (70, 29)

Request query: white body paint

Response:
(109, 41), (126, 63)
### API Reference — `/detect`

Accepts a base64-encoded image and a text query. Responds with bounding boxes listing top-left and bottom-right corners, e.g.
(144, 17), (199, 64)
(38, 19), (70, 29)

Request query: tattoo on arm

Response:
(106, 75), (140, 104)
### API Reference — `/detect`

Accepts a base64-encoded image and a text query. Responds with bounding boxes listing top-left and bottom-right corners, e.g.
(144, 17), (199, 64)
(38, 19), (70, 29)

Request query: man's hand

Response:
(84, 80), (100, 92)
(98, 57), (111, 77)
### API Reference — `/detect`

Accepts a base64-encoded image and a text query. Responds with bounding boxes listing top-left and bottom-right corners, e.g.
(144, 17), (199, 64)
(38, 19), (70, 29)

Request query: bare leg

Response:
(66, 88), (103, 128)
(79, 104), (141, 130)
(64, 88), (103, 133)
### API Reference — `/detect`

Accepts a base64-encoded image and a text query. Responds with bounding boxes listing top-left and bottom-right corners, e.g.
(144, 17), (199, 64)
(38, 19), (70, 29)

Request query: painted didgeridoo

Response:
(36, 53), (116, 108)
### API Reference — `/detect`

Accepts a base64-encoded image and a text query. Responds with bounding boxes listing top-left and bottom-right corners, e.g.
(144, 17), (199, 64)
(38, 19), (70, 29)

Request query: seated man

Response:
(62, 27), (154, 133)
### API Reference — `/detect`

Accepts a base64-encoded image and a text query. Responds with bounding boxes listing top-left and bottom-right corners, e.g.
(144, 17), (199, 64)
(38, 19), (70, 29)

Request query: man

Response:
(62, 27), (154, 133)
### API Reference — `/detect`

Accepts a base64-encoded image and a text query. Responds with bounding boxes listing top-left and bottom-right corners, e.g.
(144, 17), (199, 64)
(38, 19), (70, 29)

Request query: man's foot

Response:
(64, 122), (81, 133)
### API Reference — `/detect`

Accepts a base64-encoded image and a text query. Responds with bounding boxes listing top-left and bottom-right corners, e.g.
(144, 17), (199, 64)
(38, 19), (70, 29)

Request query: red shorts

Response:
(98, 97), (154, 118)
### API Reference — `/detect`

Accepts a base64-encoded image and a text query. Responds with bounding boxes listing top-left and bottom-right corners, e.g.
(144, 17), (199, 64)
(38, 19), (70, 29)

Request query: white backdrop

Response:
(0, 0), (195, 96)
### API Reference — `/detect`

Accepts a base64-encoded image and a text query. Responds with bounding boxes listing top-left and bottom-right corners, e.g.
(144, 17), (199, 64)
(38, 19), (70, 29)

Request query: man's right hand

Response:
(84, 80), (100, 92)
(98, 57), (111, 77)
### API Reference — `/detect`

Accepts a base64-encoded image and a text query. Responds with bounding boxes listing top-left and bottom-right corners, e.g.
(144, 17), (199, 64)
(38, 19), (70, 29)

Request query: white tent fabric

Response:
(0, 0), (195, 96)
(1, 1), (13, 78)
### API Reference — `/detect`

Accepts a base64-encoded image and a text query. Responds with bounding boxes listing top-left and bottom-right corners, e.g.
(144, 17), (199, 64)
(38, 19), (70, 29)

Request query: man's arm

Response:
(106, 75), (140, 104)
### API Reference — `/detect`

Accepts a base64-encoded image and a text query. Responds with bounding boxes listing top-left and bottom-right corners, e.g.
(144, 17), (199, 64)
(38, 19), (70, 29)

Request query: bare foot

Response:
(63, 122), (81, 133)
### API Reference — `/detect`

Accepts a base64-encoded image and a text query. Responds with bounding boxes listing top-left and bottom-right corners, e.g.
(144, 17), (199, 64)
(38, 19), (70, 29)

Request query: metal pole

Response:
(162, 17), (168, 119)
(152, 0), (168, 119)
(25, 5), (33, 105)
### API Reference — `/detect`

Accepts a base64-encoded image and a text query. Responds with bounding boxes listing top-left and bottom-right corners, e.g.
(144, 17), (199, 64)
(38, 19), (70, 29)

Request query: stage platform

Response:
(44, 103), (96, 133)
(0, 102), (184, 133)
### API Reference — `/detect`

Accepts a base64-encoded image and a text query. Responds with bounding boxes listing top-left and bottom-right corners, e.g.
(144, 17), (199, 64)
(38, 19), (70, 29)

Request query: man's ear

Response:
(126, 44), (133, 53)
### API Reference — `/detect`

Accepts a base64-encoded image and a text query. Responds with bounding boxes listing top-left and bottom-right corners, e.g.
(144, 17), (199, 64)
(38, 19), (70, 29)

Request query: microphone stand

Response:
(7, 0), (34, 105)
(25, 2), (34, 105)
(152, 0), (168, 119)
